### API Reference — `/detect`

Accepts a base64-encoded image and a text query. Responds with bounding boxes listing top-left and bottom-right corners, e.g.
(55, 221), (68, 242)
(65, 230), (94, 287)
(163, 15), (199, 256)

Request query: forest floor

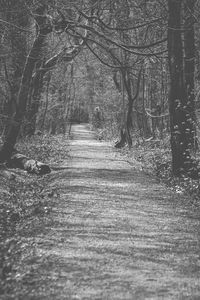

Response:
(1, 124), (200, 299)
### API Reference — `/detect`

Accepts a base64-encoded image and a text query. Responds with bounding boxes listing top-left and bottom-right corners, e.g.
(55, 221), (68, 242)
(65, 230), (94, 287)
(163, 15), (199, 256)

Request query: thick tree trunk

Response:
(2, 0), (29, 136)
(0, 35), (46, 162)
(25, 61), (45, 136)
(0, 5), (50, 162)
(184, 0), (197, 150)
(168, 0), (197, 177)
(115, 128), (126, 148)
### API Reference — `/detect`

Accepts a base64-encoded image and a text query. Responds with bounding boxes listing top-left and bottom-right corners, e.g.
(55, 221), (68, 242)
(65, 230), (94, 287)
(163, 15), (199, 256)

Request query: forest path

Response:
(28, 124), (200, 300)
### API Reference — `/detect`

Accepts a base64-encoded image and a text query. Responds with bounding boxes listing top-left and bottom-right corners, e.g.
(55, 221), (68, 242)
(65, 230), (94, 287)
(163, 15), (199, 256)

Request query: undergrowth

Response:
(16, 133), (69, 164)
(119, 136), (200, 204)
(0, 175), (53, 297)
(94, 124), (200, 203)
(0, 133), (67, 298)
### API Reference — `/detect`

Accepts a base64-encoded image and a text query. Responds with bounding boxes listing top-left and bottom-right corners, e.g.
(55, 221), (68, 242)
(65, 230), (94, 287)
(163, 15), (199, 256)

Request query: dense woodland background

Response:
(1, 1), (200, 296)
(0, 0), (200, 179)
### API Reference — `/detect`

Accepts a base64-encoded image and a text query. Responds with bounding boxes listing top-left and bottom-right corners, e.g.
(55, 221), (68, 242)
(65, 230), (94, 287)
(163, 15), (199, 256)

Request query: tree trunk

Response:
(168, 0), (197, 177)
(41, 72), (51, 130)
(24, 61), (45, 136)
(0, 5), (50, 162)
(183, 0), (197, 150)
(141, 71), (151, 138)
(0, 36), (46, 161)
(120, 68), (142, 147)
(2, 0), (29, 136)
(123, 70), (133, 147)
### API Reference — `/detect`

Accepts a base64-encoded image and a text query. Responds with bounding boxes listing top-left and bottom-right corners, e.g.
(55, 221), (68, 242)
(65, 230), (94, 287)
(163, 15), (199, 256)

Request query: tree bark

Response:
(0, 36), (47, 161)
(183, 0), (197, 149)
(168, 0), (197, 177)
(24, 61), (45, 136)
(121, 69), (133, 147)
(2, 0), (29, 136)
(0, 5), (50, 162)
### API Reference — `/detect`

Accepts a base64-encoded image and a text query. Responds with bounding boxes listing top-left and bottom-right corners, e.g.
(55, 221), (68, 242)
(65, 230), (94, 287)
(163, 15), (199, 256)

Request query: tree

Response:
(168, 0), (197, 177)
(0, 0), (29, 136)
(0, 4), (52, 161)
(0, 1), (85, 165)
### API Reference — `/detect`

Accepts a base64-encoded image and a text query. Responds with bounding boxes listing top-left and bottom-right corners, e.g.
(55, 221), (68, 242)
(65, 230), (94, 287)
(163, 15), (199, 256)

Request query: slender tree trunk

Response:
(26, 47), (80, 136)
(168, 0), (197, 177)
(125, 68), (143, 146)
(41, 72), (51, 130)
(141, 71), (151, 138)
(160, 59), (164, 139)
(122, 70), (133, 147)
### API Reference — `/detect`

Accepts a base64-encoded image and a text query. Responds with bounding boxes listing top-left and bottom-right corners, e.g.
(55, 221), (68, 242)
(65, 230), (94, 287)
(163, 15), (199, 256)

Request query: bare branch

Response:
(76, 9), (164, 31)
(0, 18), (33, 32)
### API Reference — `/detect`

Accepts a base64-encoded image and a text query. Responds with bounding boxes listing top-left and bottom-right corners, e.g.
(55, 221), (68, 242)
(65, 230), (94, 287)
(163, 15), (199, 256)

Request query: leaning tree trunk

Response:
(168, 0), (197, 177)
(2, 0), (29, 137)
(0, 5), (50, 162)
(0, 37), (46, 161)
(0, 4), (86, 174)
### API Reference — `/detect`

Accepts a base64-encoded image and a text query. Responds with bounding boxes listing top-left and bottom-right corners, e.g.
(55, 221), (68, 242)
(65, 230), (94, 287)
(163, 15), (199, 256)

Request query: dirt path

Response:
(22, 124), (200, 299)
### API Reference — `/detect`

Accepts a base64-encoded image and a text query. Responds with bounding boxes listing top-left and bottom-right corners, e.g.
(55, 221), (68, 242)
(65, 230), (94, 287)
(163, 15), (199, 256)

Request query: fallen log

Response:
(7, 150), (51, 175)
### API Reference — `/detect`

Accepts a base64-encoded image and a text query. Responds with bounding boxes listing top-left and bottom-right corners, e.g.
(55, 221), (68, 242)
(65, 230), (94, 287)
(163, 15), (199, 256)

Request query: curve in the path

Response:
(30, 124), (200, 300)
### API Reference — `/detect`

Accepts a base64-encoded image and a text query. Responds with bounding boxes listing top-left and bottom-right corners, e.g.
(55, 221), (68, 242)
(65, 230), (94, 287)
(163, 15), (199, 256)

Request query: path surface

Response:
(30, 124), (200, 299)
